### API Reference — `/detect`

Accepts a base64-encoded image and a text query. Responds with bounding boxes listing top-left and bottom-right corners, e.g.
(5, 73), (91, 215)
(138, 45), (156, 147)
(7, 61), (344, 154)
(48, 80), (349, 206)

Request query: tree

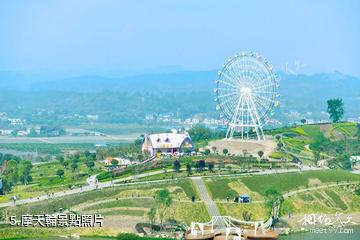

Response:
(342, 156), (352, 170)
(63, 160), (69, 168)
(211, 146), (217, 154)
(28, 128), (38, 137)
(84, 150), (91, 157)
(186, 163), (192, 176)
(264, 187), (284, 209)
(222, 148), (229, 156)
(313, 151), (320, 166)
(6, 160), (18, 185)
(300, 119), (306, 124)
(173, 160), (181, 173)
(86, 160), (95, 171)
(56, 169), (65, 179)
(155, 189), (172, 227)
(242, 211), (252, 221)
(257, 150), (264, 160)
(71, 162), (78, 172)
(137, 154), (143, 161)
(275, 135), (281, 141)
(277, 142), (284, 150)
(204, 149), (210, 155)
(194, 147), (199, 154)
(357, 123), (360, 138)
(309, 132), (330, 152)
(111, 159), (119, 168)
(56, 155), (65, 166)
(19, 160), (33, 185)
(327, 98), (344, 123)
(195, 160), (206, 172)
(1, 177), (12, 193)
(208, 162), (214, 172)
(147, 207), (157, 231)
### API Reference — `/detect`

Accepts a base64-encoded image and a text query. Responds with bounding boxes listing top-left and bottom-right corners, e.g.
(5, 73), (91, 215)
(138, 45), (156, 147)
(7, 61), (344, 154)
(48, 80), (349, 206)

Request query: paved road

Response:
(192, 176), (221, 217)
(0, 166), (323, 208)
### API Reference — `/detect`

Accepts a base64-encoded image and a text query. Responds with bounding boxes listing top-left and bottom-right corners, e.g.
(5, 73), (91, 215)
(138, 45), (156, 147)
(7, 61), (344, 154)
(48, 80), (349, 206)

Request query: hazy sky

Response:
(0, 0), (359, 76)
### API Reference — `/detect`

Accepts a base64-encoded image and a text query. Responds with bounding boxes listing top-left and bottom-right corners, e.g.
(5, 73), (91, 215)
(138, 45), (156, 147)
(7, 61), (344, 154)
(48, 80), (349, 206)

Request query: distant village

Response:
(1, 110), (360, 138)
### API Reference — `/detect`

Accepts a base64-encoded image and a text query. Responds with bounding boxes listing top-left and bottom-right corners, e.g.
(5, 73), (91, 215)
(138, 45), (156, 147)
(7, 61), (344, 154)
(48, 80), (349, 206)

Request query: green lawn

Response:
(0, 159), (105, 203)
(83, 198), (154, 211)
(241, 170), (359, 195)
(283, 186), (360, 215)
(332, 122), (357, 137)
(0, 142), (94, 154)
(0, 179), (199, 221)
(204, 178), (238, 199)
(205, 170), (360, 199)
(324, 189), (348, 210)
(98, 209), (146, 216)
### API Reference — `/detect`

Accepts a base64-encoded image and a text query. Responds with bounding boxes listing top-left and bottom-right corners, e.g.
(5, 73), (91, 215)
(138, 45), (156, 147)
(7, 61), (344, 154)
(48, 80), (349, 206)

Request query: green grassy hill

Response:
(205, 170), (359, 199)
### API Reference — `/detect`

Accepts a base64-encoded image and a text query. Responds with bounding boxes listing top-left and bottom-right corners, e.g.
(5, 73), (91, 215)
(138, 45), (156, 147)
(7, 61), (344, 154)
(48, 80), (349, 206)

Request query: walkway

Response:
(192, 177), (221, 217)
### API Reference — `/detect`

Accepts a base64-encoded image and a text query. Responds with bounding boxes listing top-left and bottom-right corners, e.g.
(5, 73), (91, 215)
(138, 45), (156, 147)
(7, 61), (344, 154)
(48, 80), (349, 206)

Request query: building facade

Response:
(142, 132), (193, 156)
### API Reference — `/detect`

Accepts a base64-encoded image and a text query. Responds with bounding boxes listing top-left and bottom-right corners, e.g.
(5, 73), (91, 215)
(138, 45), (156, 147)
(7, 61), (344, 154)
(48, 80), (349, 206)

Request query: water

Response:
(279, 226), (360, 240)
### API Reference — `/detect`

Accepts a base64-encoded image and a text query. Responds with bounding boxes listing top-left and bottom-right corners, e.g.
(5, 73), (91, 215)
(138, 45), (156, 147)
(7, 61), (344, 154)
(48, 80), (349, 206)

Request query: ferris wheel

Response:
(214, 51), (280, 140)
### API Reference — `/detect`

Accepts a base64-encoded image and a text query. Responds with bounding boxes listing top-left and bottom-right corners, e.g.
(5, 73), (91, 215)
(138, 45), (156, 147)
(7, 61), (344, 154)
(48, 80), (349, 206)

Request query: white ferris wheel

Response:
(214, 51), (280, 140)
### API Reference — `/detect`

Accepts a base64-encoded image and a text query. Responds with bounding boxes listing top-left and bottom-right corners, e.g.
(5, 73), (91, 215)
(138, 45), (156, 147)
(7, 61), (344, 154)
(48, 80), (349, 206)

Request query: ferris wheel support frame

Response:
(225, 88), (265, 140)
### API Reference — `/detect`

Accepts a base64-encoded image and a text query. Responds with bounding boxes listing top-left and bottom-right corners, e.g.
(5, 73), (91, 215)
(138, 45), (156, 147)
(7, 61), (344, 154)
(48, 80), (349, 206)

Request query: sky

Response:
(0, 0), (359, 76)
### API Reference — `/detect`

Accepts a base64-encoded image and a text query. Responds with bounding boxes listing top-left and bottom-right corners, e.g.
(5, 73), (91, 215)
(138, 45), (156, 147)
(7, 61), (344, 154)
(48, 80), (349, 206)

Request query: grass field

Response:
(282, 186), (360, 215)
(217, 202), (269, 221)
(268, 122), (359, 163)
(0, 179), (199, 221)
(204, 170), (360, 199)
(0, 159), (105, 203)
(83, 198), (154, 211)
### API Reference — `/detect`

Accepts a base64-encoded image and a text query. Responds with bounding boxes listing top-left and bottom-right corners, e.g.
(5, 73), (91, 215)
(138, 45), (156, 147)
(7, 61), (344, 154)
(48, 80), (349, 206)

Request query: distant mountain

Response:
(0, 70), (215, 92)
(0, 70), (359, 119)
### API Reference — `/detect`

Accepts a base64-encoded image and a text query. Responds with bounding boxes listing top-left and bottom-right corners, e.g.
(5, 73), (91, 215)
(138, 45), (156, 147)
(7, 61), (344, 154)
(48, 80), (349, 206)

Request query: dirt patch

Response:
(208, 138), (276, 157)
(103, 215), (145, 231)
(319, 124), (332, 138)
(308, 178), (322, 186)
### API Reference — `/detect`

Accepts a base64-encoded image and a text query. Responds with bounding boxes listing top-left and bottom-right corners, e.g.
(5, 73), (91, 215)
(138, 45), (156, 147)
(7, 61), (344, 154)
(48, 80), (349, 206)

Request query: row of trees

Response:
(0, 154), (33, 193)
(188, 125), (225, 142)
(55, 151), (97, 179)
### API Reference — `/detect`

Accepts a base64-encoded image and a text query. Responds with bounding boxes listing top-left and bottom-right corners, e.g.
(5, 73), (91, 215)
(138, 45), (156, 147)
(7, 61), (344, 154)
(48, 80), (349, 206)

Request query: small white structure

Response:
(102, 157), (132, 166)
(142, 132), (193, 156)
(350, 156), (360, 170)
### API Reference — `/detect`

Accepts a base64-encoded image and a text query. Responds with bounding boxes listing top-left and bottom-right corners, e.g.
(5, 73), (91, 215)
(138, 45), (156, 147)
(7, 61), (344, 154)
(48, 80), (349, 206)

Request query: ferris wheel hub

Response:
(240, 87), (251, 94)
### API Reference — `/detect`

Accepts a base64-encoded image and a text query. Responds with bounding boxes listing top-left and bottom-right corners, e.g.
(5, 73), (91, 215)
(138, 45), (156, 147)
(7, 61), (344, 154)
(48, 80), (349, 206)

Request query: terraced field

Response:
(268, 122), (359, 162)
(0, 179), (203, 224)
(205, 170), (359, 198)
(282, 186), (360, 214)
